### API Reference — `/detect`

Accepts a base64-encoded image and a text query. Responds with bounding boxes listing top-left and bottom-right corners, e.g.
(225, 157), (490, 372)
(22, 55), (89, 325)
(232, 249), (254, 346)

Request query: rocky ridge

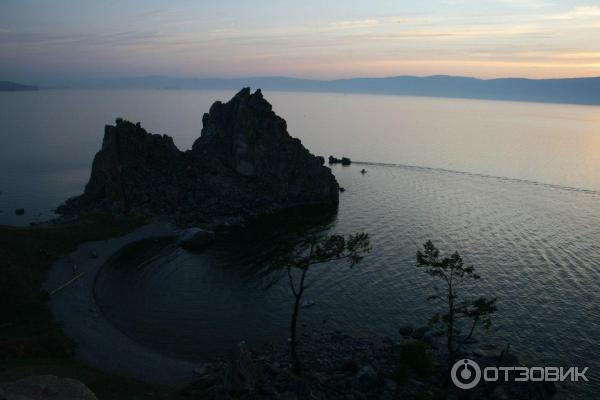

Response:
(181, 330), (555, 400)
(58, 88), (339, 225)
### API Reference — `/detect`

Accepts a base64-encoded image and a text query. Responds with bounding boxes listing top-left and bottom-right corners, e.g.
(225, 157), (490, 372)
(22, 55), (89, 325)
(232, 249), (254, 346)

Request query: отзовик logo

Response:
(451, 359), (482, 389)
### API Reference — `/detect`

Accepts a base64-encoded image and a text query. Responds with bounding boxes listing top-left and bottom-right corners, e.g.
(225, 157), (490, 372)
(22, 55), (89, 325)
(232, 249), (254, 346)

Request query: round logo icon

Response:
(451, 359), (482, 390)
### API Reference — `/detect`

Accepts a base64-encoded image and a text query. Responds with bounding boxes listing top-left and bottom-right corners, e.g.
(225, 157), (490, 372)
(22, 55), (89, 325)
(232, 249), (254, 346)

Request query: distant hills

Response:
(58, 75), (600, 106)
(8, 75), (600, 105)
(0, 81), (39, 92)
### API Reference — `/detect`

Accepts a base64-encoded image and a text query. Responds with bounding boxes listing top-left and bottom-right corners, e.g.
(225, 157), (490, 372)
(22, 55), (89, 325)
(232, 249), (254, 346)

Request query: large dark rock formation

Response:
(58, 88), (338, 225)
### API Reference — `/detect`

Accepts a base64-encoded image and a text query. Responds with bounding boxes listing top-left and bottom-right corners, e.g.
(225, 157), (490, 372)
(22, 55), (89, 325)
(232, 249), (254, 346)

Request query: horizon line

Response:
(34, 73), (600, 85)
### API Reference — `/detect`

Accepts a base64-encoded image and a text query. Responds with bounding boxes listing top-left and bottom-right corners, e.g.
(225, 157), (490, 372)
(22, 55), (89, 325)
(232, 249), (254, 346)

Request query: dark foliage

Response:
(416, 240), (497, 363)
(286, 233), (371, 373)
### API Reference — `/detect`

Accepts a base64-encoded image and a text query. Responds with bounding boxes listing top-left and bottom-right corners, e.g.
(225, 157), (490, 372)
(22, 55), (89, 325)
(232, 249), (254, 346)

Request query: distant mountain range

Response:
(55, 75), (600, 106)
(9, 75), (600, 105)
(0, 81), (39, 92)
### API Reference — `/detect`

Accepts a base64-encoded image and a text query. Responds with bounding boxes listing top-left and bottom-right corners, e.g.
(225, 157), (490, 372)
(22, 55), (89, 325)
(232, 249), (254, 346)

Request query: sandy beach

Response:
(44, 222), (203, 387)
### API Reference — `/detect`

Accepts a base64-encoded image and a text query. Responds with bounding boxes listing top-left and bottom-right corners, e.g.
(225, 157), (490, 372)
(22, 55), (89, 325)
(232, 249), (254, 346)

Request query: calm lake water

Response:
(2, 90), (600, 396)
(2, 89), (600, 225)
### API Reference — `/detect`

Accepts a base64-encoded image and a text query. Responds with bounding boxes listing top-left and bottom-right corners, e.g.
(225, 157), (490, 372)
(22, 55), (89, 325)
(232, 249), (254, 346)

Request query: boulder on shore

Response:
(178, 227), (216, 251)
(57, 88), (339, 225)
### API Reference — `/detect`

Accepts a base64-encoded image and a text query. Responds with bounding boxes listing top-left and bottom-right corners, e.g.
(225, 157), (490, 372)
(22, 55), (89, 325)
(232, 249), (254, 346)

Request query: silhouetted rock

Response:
(58, 88), (339, 225)
(328, 155), (352, 166)
(179, 227), (216, 251)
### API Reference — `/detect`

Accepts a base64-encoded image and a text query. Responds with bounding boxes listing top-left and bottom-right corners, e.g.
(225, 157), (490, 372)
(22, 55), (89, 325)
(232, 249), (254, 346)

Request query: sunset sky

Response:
(1, 0), (600, 82)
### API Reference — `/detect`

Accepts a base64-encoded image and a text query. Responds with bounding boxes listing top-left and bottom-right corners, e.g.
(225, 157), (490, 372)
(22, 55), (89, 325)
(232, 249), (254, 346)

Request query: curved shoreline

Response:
(44, 222), (203, 387)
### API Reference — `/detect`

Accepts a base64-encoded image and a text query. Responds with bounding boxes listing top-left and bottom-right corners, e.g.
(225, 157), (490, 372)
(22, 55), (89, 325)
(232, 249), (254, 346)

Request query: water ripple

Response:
(96, 163), (600, 399)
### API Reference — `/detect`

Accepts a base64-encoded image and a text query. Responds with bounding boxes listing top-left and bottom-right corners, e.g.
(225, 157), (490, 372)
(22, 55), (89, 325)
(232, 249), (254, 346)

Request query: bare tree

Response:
(416, 241), (496, 363)
(286, 233), (370, 374)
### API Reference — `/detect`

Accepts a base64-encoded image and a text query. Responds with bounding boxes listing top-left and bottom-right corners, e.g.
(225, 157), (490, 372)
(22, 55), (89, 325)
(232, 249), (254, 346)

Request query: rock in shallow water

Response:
(178, 227), (216, 251)
(57, 88), (339, 225)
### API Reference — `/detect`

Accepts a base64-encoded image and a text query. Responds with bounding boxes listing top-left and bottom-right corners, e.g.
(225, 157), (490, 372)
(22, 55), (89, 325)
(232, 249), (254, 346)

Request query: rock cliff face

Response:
(58, 88), (339, 225)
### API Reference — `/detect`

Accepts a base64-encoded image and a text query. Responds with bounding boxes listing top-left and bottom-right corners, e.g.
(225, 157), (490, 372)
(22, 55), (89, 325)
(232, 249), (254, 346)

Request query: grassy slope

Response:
(0, 217), (180, 399)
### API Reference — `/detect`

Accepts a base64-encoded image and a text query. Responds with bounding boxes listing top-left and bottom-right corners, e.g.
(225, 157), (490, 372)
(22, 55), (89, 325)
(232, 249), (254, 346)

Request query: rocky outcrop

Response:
(328, 156), (351, 166)
(58, 88), (339, 225)
(178, 227), (216, 251)
(185, 331), (556, 400)
(0, 375), (98, 400)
